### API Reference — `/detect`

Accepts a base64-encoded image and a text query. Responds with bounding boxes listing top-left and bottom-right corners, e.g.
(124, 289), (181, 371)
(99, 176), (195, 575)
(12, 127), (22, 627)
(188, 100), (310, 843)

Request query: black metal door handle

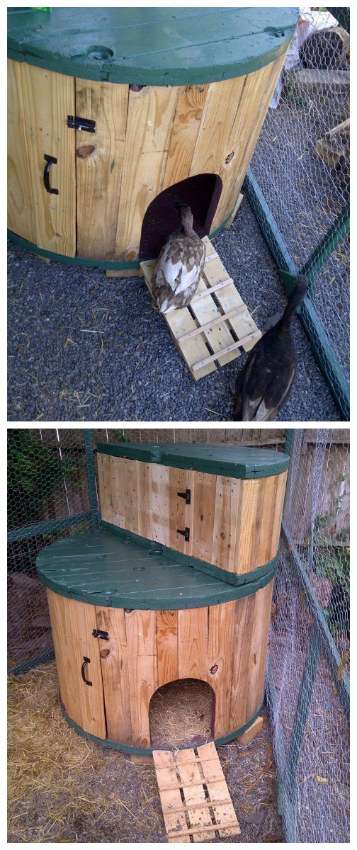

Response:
(43, 154), (59, 194)
(81, 656), (92, 686)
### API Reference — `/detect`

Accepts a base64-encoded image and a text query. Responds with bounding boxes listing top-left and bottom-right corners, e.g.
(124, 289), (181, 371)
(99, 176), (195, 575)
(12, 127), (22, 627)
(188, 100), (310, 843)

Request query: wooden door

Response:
(47, 590), (106, 737)
(8, 60), (76, 255)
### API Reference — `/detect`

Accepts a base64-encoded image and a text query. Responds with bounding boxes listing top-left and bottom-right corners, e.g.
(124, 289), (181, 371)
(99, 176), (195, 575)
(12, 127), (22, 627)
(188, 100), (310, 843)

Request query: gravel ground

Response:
(8, 198), (340, 422)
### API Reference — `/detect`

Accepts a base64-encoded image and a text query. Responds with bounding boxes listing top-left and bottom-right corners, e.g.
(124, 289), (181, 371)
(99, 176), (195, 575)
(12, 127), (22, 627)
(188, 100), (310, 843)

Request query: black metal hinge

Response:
(177, 488), (191, 505)
(177, 527), (190, 542)
(67, 115), (96, 133)
(92, 628), (109, 640)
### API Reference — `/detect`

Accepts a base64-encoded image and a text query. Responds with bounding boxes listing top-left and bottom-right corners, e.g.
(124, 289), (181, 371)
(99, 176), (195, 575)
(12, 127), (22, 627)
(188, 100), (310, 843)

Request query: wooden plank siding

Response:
(47, 590), (273, 748)
(9, 46), (287, 261)
(211, 52), (288, 229)
(97, 455), (287, 576)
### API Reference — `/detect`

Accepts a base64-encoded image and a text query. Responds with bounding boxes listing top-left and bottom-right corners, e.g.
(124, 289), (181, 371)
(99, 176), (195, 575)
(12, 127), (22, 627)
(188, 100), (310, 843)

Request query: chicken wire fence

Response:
(268, 429), (350, 842)
(245, 7), (350, 419)
(7, 429), (98, 674)
(7, 428), (350, 842)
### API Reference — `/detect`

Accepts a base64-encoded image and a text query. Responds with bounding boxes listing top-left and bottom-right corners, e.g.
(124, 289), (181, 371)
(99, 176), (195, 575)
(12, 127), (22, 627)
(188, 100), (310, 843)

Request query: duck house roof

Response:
(8, 7), (298, 85)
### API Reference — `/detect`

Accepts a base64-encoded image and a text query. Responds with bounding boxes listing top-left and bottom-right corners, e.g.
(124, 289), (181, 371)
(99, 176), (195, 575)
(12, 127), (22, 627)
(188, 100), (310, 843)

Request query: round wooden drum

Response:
(8, 7), (297, 272)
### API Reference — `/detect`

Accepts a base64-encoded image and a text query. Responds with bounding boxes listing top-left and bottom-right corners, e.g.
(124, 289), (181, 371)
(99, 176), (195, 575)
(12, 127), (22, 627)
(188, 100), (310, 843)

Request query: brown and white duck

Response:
(151, 203), (206, 312)
(233, 277), (308, 421)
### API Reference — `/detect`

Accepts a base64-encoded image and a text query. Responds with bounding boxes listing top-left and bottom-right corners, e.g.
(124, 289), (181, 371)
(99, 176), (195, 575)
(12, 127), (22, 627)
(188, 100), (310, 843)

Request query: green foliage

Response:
(8, 430), (77, 528)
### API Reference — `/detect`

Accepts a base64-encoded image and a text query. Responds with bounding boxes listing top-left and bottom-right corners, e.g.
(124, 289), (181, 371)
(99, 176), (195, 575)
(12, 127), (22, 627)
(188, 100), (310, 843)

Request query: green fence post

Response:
(84, 430), (99, 525)
(300, 206), (350, 289)
(283, 627), (320, 841)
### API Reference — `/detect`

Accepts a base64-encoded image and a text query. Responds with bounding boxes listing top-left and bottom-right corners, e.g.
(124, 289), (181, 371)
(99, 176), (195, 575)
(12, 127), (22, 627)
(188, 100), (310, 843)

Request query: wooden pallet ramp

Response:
(141, 236), (261, 380)
(153, 742), (241, 842)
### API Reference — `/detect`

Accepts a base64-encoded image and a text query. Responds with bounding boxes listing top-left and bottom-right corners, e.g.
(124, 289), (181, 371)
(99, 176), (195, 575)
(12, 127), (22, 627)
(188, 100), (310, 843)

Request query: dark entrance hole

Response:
(149, 678), (215, 750)
(139, 173), (222, 260)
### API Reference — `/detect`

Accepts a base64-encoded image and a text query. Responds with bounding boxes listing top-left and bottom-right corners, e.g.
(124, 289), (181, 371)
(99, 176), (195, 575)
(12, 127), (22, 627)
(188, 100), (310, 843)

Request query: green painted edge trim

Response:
(62, 702), (264, 756)
(7, 30), (294, 86)
(96, 442), (290, 479)
(37, 560), (276, 609)
(100, 520), (278, 590)
(7, 213), (231, 270)
(8, 511), (92, 543)
(36, 519), (276, 606)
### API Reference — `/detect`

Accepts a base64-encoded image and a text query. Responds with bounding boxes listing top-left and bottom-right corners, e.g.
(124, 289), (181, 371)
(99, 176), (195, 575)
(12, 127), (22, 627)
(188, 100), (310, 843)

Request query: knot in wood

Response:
(225, 151), (234, 164)
(210, 663), (219, 675)
(100, 648), (110, 659)
(76, 144), (96, 158)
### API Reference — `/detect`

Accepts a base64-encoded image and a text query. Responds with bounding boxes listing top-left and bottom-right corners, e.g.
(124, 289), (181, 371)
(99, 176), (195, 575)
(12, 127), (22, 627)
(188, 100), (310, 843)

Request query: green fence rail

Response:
(244, 169), (350, 421)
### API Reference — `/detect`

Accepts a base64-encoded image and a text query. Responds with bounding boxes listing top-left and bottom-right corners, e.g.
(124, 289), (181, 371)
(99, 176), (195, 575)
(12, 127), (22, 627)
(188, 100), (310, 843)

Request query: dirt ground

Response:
(8, 663), (283, 843)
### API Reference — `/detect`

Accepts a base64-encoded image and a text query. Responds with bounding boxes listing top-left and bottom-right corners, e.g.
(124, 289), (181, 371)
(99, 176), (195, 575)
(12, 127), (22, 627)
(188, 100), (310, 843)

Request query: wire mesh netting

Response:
(268, 429), (350, 842)
(7, 428), (350, 842)
(249, 7), (350, 378)
(7, 429), (93, 672)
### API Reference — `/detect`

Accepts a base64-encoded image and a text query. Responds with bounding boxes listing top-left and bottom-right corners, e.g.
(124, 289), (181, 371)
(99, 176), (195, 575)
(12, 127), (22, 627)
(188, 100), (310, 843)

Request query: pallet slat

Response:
(153, 742), (240, 843)
(141, 236), (261, 380)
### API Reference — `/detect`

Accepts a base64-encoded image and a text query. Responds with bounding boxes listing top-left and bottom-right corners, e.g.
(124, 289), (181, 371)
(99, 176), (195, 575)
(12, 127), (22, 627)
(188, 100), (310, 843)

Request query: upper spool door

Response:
(7, 60), (76, 256)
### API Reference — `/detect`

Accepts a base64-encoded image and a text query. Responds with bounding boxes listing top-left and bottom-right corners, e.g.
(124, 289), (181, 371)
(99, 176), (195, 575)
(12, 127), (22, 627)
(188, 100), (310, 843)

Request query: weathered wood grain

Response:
(47, 590), (106, 737)
(13, 63), (76, 255)
(115, 85), (178, 260)
(95, 606), (132, 743)
(75, 79), (129, 258)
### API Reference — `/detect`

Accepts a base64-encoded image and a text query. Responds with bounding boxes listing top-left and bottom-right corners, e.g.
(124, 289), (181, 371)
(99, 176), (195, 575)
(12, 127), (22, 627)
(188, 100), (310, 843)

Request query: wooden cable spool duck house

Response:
(37, 443), (289, 754)
(8, 7), (298, 275)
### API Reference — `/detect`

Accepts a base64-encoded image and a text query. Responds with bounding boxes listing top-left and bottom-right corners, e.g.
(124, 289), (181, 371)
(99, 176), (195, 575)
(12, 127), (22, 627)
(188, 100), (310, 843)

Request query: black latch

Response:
(177, 488), (191, 505)
(92, 628), (109, 640)
(177, 527), (190, 542)
(67, 115), (96, 133)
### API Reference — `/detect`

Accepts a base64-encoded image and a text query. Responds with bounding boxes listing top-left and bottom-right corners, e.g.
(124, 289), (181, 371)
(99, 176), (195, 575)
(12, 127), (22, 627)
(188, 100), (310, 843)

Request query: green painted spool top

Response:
(8, 7), (298, 85)
(37, 527), (275, 609)
(97, 442), (290, 479)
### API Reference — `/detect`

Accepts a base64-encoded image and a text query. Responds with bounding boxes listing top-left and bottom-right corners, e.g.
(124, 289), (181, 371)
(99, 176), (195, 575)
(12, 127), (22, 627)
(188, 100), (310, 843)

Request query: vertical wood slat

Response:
(115, 86), (179, 260)
(246, 579), (274, 718)
(212, 50), (288, 228)
(207, 601), (236, 738)
(125, 609), (157, 748)
(95, 606), (132, 743)
(162, 84), (209, 189)
(178, 608), (209, 680)
(156, 610), (179, 687)
(190, 75), (247, 179)
(8, 59), (36, 244)
(10, 62), (76, 256)
(47, 590), (106, 738)
(75, 79), (129, 259)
